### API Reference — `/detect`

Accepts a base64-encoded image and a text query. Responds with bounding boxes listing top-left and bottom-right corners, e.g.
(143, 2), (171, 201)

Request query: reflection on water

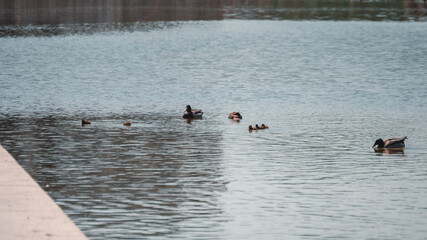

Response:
(373, 147), (405, 155)
(0, 0), (426, 36)
(224, 0), (426, 21)
(0, 0), (224, 24)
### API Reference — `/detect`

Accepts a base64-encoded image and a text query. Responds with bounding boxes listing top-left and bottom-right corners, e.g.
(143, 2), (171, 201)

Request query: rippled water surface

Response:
(1, 16), (427, 240)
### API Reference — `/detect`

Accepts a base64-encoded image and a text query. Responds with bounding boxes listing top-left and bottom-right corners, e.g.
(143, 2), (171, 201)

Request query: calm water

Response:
(1, 2), (427, 240)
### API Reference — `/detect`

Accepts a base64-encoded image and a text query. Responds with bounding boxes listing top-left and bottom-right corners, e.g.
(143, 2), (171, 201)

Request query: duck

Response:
(260, 124), (269, 129)
(183, 105), (203, 119)
(248, 125), (256, 131)
(123, 121), (132, 126)
(372, 136), (407, 149)
(228, 112), (242, 121)
(81, 119), (91, 125)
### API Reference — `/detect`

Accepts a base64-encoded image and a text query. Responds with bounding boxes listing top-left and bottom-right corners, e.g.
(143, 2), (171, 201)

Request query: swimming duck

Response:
(248, 125), (256, 131)
(183, 105), (203, 119)
(260, 124), (269, 129)
(228, 112), (242, 121)
(372, 136), (407, 149)
(81, 119), (91, 125)
(123, 121), (132, 126)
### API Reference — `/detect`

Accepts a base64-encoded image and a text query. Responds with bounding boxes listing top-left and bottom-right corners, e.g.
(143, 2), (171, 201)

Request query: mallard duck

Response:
(372, 136), (407, 148)
(183, 105), (203, 119)
(248, 125), (256, 131)
(228, 112), (242, 121)
(81, 119), (91, 125)
(260, 124), (269, 129)
(123, 121), (132, 126)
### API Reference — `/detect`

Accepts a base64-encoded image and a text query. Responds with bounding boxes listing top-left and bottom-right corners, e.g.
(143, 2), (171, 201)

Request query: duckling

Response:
(81, 119), (91, 125)
(228, 112), (242, 121)
(123, 121), (132, 126)
(372, 136), (407, 149)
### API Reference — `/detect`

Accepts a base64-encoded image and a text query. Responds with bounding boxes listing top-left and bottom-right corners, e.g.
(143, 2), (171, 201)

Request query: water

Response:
(1, 2), (427, 240)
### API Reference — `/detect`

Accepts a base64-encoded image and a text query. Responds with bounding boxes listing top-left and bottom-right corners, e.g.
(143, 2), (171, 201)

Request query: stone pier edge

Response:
(0, 145), (88, 239)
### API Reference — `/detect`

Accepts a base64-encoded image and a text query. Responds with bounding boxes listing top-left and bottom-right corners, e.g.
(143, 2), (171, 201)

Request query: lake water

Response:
(1, 1), (427, 239)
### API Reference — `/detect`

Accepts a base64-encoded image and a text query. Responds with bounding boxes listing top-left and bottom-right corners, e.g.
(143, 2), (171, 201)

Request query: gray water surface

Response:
(1, 18), (427, 240)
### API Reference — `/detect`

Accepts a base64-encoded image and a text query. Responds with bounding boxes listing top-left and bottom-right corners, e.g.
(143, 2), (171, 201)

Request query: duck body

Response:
(123, 121), (132, 126)
(81, 119), (91, 125)
(183, 110), (203, 119)
(373, 136), (407, 148)
(183, 105), (203, 119)
(249, 124), (269, 131)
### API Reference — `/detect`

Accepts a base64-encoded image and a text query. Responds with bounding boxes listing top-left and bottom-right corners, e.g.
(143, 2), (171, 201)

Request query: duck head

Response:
(186, 105), (192, 112)
(373, 138), (385, 148)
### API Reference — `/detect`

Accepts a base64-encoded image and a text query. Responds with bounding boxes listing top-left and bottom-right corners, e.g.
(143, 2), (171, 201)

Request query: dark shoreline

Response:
(1, 0), (426, 26)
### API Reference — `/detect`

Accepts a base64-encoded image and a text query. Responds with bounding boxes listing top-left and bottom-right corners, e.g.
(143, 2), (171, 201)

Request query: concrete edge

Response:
(0, 145), (89, 240)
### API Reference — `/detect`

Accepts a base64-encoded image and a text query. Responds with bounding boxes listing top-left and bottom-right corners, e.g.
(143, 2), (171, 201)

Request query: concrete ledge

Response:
(0, 145), (88, 240)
